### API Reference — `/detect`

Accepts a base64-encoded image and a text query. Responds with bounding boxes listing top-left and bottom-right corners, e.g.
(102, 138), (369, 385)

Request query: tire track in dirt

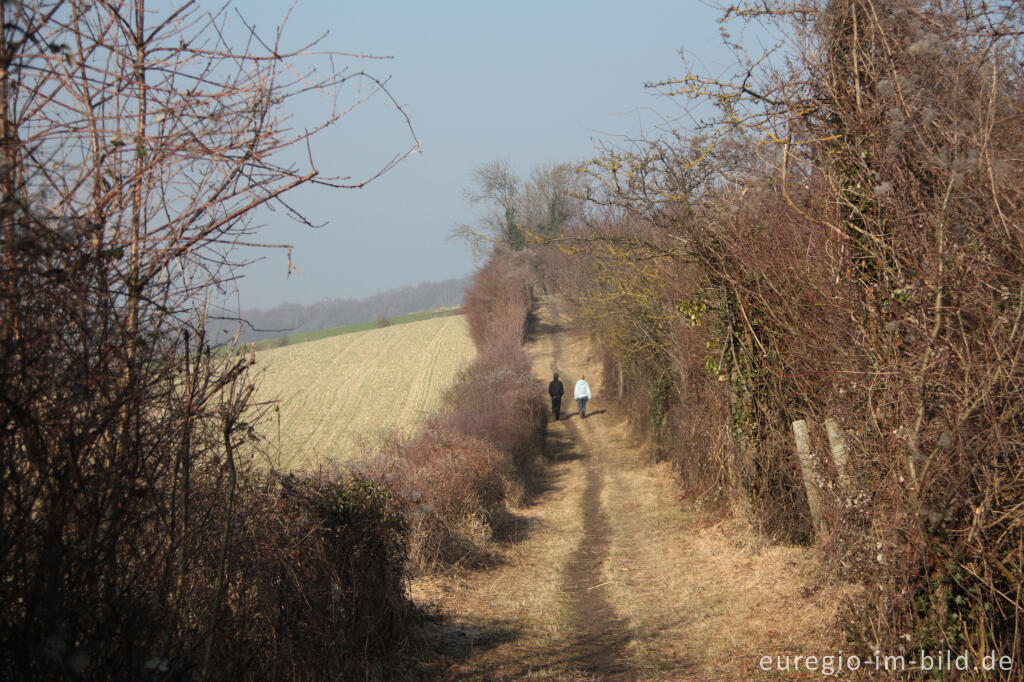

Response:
(546, 301), (634, 679)
(415, 297), (850, 680)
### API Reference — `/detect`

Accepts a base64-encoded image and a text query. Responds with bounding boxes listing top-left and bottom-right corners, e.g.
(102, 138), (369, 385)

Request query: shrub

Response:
(364, 428), (511, 568)
(358, 248), (545, 570)
(464, 249), (533, 350)
(0, 2), (417, 678)
(193, 472), (412, 680)
(444, 352), (546, 492)
(541, 0), (1024, 668)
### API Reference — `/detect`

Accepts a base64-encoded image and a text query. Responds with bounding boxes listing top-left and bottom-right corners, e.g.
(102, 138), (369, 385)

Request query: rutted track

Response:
(413, 296), (848, 680)
(549, 304), (634, 679)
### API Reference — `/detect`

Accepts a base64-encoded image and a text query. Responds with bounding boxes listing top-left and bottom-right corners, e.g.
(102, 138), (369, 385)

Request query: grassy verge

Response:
(246, 306), (463, 351)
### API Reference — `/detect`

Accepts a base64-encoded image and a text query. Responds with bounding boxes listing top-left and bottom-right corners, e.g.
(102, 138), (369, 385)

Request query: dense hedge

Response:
(535, 1), (1024, 671)
(362, 250), (546, 569)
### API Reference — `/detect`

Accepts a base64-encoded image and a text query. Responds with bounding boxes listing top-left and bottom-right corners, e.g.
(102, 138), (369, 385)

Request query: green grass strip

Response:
(241, 306), (463, 352)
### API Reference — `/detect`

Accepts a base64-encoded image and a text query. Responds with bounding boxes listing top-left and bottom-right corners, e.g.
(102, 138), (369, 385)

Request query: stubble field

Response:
(252, 314), (475, 471)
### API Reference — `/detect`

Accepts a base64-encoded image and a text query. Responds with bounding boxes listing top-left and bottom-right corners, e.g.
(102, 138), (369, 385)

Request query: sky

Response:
(228, 0), (741, 310)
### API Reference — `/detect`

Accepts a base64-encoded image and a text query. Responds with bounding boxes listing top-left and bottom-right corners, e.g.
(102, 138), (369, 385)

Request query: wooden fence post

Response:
(792, 419), (823, 537)
(824, 417), (852, 490)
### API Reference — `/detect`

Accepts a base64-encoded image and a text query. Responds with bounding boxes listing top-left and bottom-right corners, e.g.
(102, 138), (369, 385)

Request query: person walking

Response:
(548, 372), (565, 421)
(574, 374), (592, 418)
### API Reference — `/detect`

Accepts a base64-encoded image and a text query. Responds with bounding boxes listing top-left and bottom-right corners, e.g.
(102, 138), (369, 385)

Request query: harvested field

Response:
(253, 314), (475, 471)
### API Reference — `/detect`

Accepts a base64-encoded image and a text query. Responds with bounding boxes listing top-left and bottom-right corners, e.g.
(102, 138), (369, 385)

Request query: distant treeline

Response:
(222, 276), (472, 344)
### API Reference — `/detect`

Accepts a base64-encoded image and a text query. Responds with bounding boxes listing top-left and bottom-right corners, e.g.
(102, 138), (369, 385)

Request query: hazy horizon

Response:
(223, 1), (738, 310)
(239, 274), (473, 314)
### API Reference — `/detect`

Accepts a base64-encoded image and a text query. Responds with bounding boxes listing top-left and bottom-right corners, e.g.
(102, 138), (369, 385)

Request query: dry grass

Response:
(408, 417), (592, 680)
(415, 297), (857, 680)
(570, 307), (857, 680)
(601, 450), (859, 679)
(252, 314), (475, 470)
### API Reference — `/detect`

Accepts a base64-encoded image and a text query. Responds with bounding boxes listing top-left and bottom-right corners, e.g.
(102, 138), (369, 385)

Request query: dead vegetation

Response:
(534, 0), (1024, 674)
(414, 298), (852, 680)
(362, 251), (548, 572)
(0, 1), (420, 678)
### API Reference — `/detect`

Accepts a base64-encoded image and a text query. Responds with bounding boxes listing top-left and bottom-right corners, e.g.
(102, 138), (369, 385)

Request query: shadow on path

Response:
(556, 416), (634, 679)
(527, 320), (566, 340)
(548, 301), (635, 679)
(419, 298), (635, 680)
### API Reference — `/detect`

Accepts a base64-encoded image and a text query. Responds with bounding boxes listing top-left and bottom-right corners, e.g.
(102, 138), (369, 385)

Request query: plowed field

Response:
(252, 314), (475, 470)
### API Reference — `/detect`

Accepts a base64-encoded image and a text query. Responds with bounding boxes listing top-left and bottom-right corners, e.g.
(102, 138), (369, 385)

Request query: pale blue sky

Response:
(232, 1), (739, 309)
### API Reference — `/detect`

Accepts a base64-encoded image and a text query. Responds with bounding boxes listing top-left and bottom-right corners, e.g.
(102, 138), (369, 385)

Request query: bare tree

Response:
(0, 1), (416, 677)
(453, 159), (523, 254)
(519, 162), (585, 238)
(452, 159), (585, 256)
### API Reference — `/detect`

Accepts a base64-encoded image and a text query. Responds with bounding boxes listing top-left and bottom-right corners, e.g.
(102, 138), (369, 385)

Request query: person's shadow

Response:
(564, 409), (606, 419)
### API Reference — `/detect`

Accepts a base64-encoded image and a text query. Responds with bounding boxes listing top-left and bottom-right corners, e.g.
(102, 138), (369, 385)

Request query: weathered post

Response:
(824, 417), (852, 490)
(792, 419), (823, 537)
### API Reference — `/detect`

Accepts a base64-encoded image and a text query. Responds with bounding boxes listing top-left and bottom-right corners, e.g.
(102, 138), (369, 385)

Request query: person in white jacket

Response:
(574, 375), (592, 418)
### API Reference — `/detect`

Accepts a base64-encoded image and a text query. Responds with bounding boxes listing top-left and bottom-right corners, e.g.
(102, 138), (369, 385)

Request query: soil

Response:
(558, 410), (633, 679)
(411, 297), (855, 680)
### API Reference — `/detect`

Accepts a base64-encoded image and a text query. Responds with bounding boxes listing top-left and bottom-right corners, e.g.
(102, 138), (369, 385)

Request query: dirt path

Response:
(412, 298), (854, 680)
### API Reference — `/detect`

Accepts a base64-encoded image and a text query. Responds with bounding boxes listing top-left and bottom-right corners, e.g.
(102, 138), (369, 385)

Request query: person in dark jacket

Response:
(548, 372), (564, 421)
